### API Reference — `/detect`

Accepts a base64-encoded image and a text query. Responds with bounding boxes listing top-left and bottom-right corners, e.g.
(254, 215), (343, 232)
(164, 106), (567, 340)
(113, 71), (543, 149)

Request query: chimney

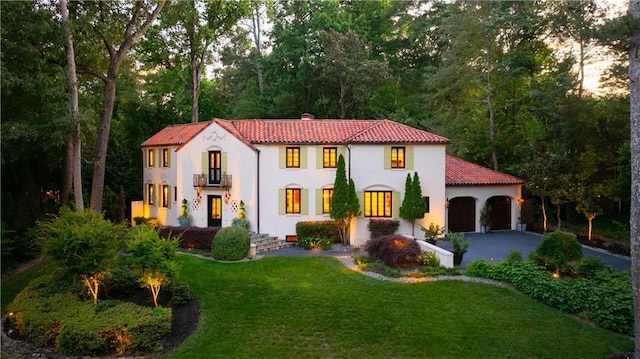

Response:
(301, 113), (315, 120)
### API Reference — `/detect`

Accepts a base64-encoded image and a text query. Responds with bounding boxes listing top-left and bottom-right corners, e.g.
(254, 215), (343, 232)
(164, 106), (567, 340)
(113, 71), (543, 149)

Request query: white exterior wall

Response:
(348, 144), (447, 246)
(142, 146), (179, 224)
(175, 123), (259, 230)
(445, 184), (523, 232)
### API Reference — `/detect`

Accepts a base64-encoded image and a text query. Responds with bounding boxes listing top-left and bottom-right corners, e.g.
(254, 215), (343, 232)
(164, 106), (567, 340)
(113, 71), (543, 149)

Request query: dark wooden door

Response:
(488, 196), (511, 230)
(448, 197), (476, 232)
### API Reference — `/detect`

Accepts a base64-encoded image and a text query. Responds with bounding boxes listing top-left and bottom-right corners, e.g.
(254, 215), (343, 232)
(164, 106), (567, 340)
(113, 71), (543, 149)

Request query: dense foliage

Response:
(466, 256), (633, 336)
(0, 1), (632, 270)
(6, 275), (172, 356)
(159, 225), (221, 252)
(528, 231), (584, 274)
(297, 237), (333, 251)
(367, 218), (400, 239)
(212, 226), (251, 261)
(364, 234), (423, 268)
(296, 220), (340, 243)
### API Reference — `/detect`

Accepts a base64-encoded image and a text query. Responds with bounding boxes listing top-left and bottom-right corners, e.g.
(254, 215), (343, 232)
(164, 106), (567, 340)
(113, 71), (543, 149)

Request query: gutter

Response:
(256, 148), (261, 233)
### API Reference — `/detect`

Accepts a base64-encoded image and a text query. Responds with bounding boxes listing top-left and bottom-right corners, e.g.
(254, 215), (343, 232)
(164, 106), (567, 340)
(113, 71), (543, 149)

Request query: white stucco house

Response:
(138, 115), (524, 246)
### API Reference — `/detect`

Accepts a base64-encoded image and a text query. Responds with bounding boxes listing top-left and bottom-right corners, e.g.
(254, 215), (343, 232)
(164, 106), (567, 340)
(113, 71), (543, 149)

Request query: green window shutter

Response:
(301, 188), (309, 215)
(144, 150), (148, 167)
(222, 152), (228, 173)
(338, 147), (346, 161)
(278, 189), (285, 215)
(406, 146), (414, 169)
(357, 191), (364, 218)
(316, 146), (323, 169)
(384, 146), (391, 170)
(279, 147), (286, 169)
(300, 147), (307, 169)
(392, 191), (401, 218)
(201, 152), (208, 176)
(155, 184), (159, 207)
(315, 189), (323, 214)
(167, 186), (172, 209)
(166, 149), (171, 168)
(143, 183), (148, 205)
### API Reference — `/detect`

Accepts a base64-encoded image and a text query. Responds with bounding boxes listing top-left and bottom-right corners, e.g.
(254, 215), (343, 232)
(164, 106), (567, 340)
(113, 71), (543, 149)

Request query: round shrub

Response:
(364, 234), (422, 268)
(212, 226), (251, 261)
(528, 231), (583, 273)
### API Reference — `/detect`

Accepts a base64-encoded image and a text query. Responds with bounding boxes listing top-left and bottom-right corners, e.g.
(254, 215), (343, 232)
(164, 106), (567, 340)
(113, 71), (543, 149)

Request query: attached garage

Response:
(445, 155), (524, 233)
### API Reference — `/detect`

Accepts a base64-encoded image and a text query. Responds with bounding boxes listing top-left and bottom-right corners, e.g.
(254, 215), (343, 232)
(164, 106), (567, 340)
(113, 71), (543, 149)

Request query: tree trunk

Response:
(61, 134), (73, 206)
(88, 1), (166, 213)
(487, 71), (499, 171)
(540, 195), (548, 232)
(61, 0), (82, 209)
(251, 5), (264, 95)
(628, 1), (640, 357)
(90, 78), (117, 212)
(191, 54), (200, 123)
(73, 124), (84, 210)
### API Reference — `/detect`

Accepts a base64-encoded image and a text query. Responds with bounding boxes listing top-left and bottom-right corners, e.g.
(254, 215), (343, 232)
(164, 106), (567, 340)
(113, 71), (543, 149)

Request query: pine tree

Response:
(399, 172), (426, 236)
(330, 154), (359, 245)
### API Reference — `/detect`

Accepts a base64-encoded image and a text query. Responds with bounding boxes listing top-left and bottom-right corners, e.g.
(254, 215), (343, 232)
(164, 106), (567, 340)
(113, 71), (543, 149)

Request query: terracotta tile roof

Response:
(217, 119), (450, 144)
(446, 155), (525, 186)
(141, 118), (450, 148)
(141, 122), (210, 147)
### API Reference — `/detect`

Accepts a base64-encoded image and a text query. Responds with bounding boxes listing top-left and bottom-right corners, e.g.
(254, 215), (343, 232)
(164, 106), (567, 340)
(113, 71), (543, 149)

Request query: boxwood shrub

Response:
(212, 226), (251, 261)
(465, 258), (633, 336)
(296, 221), (340, 243)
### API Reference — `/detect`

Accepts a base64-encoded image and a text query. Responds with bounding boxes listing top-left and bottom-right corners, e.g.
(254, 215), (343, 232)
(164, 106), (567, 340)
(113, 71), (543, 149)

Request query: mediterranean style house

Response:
(137, 115), (524, 246)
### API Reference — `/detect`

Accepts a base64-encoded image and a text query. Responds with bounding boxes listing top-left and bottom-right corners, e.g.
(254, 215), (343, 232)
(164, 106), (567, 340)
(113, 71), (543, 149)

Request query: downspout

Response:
(347, 143), (352, 179)
(256, 149), (260, 233)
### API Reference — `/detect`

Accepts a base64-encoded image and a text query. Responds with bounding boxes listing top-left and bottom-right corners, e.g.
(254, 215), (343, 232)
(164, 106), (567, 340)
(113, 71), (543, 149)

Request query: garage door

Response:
(448, 197), (476, 232)
(488, 196), (511, 230)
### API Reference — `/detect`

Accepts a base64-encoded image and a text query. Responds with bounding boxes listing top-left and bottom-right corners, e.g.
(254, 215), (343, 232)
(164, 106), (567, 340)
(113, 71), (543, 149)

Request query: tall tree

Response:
(81, 1), (166, 212)
(330, 154), (359, 246)
(60, 0), (84, 210)
(628, 1), (640, 356)
(399, 172), (426, 236)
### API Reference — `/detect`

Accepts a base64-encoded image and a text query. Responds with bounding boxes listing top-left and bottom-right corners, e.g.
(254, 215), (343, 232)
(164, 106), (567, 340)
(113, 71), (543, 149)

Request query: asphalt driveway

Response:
(263, 230), (631, 271)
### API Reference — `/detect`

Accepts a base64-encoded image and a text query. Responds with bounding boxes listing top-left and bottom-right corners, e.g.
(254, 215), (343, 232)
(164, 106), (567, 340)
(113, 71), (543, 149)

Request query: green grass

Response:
(1, 255), (633, 358)
(1, 260), (48, 313)
(163, 255), (632, 359)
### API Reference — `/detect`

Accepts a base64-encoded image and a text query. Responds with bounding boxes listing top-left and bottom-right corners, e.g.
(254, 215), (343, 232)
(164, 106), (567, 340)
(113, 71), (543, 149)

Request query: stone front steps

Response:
(250, 232), (295, 253)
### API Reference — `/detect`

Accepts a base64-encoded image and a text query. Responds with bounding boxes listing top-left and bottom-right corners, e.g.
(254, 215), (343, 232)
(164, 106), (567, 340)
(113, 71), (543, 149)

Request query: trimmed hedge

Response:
(296, 221), (340, 243)
(7, 275), (172, 356)
(158, 226), (221, 252)
(465, 257), (633, 336)
(367, 219), (399, 239)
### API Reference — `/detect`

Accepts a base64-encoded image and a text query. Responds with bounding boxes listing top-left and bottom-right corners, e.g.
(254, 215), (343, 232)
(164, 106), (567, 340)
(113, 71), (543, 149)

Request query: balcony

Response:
(193, 173), (232, 189)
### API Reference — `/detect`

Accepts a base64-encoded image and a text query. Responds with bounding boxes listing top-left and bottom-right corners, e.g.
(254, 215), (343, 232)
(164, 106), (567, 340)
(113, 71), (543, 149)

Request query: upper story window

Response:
(323, 147), (337, 168)
(160, 184), (170, 208)
(147, 149), (155, 167)
(364, 191), (392, 218)
(209, 150), (221, 185)
(322, 188), (333, 214)
(162, 148), (169, 167)
(286, 188), (301, 214)
(391, 147), (405, 168)
(147, 183), (154, 206)
(286, 147), (300, 168)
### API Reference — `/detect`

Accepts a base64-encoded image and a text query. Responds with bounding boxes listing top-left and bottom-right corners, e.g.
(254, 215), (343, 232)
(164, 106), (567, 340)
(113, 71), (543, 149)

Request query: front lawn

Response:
(162, 254), (632, 358)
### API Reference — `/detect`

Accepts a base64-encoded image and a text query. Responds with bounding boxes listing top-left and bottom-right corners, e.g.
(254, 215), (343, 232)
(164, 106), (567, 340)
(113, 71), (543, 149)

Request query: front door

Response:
(208, 195), (222, 227)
